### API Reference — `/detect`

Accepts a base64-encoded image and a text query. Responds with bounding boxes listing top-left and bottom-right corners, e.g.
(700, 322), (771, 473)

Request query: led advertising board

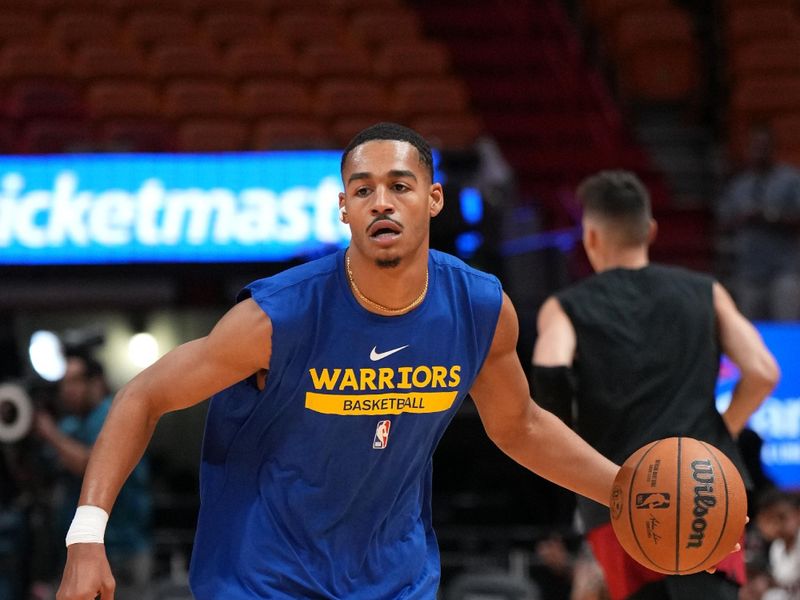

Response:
(0, 151), (351, 264)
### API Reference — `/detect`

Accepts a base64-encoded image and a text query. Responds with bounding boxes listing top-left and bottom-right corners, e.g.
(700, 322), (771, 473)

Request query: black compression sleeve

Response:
(531, 365), (576, 426)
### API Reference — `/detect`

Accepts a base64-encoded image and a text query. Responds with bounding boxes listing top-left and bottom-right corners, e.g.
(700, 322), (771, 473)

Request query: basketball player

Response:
(532, 170), (780, 600)
(55, 123), (620, 600)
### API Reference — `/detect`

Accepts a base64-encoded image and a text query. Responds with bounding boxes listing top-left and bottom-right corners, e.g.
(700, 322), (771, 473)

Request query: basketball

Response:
(609, 436), (747, 575)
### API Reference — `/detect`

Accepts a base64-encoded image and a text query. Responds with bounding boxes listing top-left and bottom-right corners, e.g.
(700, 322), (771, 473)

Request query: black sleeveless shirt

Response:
(556, 264), (751, 530)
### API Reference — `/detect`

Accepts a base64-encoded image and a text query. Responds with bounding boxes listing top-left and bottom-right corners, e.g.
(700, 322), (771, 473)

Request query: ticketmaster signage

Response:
(716, 323), (800, 489)
(0, 151), (350, 264)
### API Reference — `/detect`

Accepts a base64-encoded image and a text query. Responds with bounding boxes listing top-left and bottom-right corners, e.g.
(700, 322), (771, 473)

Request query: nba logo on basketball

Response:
(373, 420), (391, 449)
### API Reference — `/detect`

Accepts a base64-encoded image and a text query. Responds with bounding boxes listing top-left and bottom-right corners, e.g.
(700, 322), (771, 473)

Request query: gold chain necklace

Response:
(346, 253), (428, 314)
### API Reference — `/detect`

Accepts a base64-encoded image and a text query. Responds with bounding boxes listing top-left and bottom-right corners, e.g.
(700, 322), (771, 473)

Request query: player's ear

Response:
(582, 219), (598, 252)
(429, 183), (444, 217)
(647, 219), (658, 244)
(338, 193), (348, 223)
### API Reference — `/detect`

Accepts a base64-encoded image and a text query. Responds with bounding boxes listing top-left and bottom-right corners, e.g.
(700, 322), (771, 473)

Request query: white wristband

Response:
(65, 505), (109, 546)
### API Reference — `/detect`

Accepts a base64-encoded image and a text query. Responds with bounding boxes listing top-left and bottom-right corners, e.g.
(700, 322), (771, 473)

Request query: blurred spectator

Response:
(534, 533), (573, 599)
(717, 124), (800, 321)
(0, 447), (29, 599)
(754, 489), (800, 599)
(34, 350), (153, 600)
(0, 382), (59, 600)
(739, 558), (776, 600)
(569, 544), (609, 600)
(534, 533), (610, 600)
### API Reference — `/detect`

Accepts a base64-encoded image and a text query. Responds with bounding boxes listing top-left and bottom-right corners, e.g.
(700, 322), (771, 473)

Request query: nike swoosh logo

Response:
(370, 345), (409, 361)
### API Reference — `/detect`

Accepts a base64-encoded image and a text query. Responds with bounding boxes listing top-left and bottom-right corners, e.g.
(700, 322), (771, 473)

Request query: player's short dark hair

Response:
(576, 170), (652, 245)
(64, 349), (105, 380)
(340, 122), (434, 181)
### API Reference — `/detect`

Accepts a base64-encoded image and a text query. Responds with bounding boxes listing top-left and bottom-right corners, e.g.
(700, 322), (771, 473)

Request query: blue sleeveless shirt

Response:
(189, 248), (502, 599)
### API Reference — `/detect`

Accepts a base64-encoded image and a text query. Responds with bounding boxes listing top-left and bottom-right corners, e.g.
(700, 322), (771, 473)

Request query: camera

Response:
(0, 383), (34, 444)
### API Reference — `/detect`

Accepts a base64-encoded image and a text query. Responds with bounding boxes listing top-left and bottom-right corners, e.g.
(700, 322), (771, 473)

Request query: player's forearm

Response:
(491, 403), (618, 507)
(723, 377), (777, 437)
(724, 351), (779, 436)
(77, 384), (159, 512)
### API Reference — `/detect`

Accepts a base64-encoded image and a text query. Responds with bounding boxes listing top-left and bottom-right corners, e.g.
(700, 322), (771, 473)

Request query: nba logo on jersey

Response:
(373, 420), (391, 449)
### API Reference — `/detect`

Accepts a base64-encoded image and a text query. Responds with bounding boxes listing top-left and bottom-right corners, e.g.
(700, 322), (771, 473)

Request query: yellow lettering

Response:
(305, 391), (458, 415)
(378, 368), (394, 389)
(448, 365), (461, 387)
(312, 364), (462, 392)
(309, 368), (341, 391)
(359, 368), (377, 391)
(431, 366), (448, 388)
(339, 368), (359, 391)
(397, 366), (413, 389)
(412, 365), (432, 387)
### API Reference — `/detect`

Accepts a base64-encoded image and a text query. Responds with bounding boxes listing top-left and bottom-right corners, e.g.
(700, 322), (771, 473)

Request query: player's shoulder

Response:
(647, 263), (716, 287)
(430, 249), (500, 287)
(555, 271), (603, 300)
(238, 250), (340, 303)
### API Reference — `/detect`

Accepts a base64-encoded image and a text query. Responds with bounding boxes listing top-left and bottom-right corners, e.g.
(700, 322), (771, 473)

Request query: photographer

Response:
(35, 350), (153, 600)
(0, 380), (55, 600)
(0, 438), (29, 598)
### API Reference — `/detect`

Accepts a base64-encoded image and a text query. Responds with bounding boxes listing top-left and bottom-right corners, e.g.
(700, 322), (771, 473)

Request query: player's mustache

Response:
(366, 215), (403, 233)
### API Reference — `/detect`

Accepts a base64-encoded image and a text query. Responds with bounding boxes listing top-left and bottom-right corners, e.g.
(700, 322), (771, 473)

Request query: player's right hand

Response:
(56, 543), (115, 600)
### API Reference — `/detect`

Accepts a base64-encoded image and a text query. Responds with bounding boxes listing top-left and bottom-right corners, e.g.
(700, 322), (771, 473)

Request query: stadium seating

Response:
(582, 0), (671, 35)
(162, 80), (237, 120)
(609, 7), (701, 102)
(17, 118), (95, 154)
(223, 39), (298, 82)
(392, 77), (470, 119)
(347, 7), (423, 48)
(100, 117), (174, 152)
(4, 80), (84, 120)
(330, 116), (389, 147)
(189, 0), (268, 17)
(729, 75), (800, 152)
(0, 118), (16, 154)
(72, 43), (149, 82)
(731, 39), (800, 79)
(177, 117), (248, 152)
(272, 11), (346, 49)
(0, 0), (484, 157)
(198, 12), (269, 49)
(251, 117), (332, 149)
(314, 78), (392, 122)
(86, 81), (161, 119)
(121, 10), (199, 49)
(771, 112), (800, 164)
(372, 41), (451, 79)
(723, 1), (800, 163)
(0, 11), (44, 45)
(239, 80), (313, 119)
(48, 11), (120, 49)
(0, 43), (71, 81)
(410, 114), (483, 150)
(726, 6), (800, 45)
(147, 42), (223, 82)
(297, 43), (373, 79)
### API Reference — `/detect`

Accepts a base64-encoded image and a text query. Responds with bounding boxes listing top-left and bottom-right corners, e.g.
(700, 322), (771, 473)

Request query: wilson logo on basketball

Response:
(686, 459), (717, 549)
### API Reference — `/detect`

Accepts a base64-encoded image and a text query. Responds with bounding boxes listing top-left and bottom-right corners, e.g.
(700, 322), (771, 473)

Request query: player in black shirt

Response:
(532, 170), (779, 600)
